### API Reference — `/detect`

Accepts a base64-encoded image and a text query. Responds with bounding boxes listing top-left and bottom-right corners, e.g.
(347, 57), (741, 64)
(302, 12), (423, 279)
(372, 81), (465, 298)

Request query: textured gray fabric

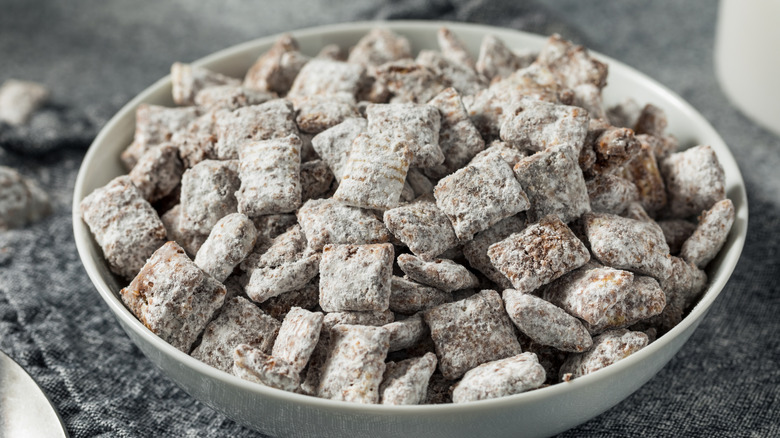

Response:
(1, 0), (777, 437)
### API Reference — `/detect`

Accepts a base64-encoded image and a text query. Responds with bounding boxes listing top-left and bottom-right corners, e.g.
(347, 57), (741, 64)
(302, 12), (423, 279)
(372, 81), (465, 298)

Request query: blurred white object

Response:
(715, 0), (780, 136)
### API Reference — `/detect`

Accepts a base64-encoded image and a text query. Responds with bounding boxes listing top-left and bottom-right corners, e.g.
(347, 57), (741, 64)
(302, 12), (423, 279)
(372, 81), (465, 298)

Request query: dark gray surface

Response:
(1, 1), (778, 437)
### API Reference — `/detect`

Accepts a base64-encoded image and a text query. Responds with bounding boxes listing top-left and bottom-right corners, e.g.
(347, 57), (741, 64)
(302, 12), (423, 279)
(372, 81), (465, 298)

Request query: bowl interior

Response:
(72, 21), (747, 438)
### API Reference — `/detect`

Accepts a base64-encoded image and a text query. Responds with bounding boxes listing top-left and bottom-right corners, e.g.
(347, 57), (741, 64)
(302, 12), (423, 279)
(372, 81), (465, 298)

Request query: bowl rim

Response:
(72, 19), (748, 414)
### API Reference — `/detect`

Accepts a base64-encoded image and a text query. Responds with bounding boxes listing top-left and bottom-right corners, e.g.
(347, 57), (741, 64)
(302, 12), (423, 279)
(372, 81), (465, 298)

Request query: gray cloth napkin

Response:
(1, 0), (777, 436)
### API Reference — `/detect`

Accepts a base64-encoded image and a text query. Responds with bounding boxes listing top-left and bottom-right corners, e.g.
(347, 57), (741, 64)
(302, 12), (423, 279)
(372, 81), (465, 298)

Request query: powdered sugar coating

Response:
(232, 344), (300, 392)
(0, 79), (49, 125)
(452, 352), (546, 403)
(271, 307), (324, 374)
(121, 104), (198, 169)
(660, 145), (726, 219)
(584, 276), (666, 334)
(171, 62), (239, 106)
(383, 196), (458, 261)
(434, 155), (530, 241)
(128, 143), (183, 203)
(499, 98), (589, 155)
(586, 174), (639, 215)
(194, 213), (257, 282)
(415, 50), (485, 97)
(0, 166), (51, 231)
(288, 59), (366, 100)
(191, 296), (280, 371)
(347, 28), (412, 68)
(380, 353), (438, 405)
(560, 329), (648, 380)
(236, 135), (302, 217)
(488, 215), (590, 294)
(194, 84), (275, 111)
(120, 242), (226, 352)
(475, 35), (536, 82)
(243, 34), (308, 95)
(319, 243), (394, 312)
(294, 95), (361, 134)
(252, 213), (298, 243)
(680, 199), (735, 268)
(171, 111), (220, 168)
(80, 176), (167, 278)
(317, 324), (390, 403)
(366, 103), (443, 169)
(469, 141), (528, 168)
(462, 215), (526, 289)
(323, 310), (394, 328)
(296, 198), (390, 250)
(503, 289), (592, 353)
(310, 117), (366, 182)
(397, 254), (479, 293)
(259, 277), (319, 321)
(582, 126), (642, 178)
(424, 290), (522, 380)
(389, 276), (453, 315)
(178, 159), (240, 235)
(437, 27), (475, 70)
(536, 34), (608, 90)
(623, 141), (667, 216)
(160, 204), (207, 256)
(214, 99), (298, 160)
(572, 83), (606, 120)
(384, 313), (428, 352)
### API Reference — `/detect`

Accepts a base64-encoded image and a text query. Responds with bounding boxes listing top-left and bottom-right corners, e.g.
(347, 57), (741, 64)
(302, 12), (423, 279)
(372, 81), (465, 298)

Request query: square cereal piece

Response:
(236, 134), (302, 217)
(559, 329), (648, 380)
(191, 296), (280, 372)
(424, 290), (521, 380)
(536, 34), (608, 90)
(582, 126), (642, 178)
(487, 215), (590, 294)
(0, 79), (49, 125)
(271, 307), (324, 374)
(178, 159), (240, 235)
(194, 85), (276, 112)
(347, 28), (412, 68)
(243, 34), (309, 94)
(300, 160), (335, 202)
(288, 59), (366, 100)
(214, 99), (298, 160)
(476, 35), (536, 82)
(424, 88), (486, 179)
(373, 59), (448, 104)
(389, 276), (453, 315)
(514, 147), (591, 223)
(311, 117), (367, 182)
(660, 145), (726, 219)
(499, 98), (589, 155)
(584, 275), (666, 334)
(541, 261), (634, 326)
(297, 198), (390, 251)
(366, 103), (443, 169)
(194, 213), (257, 283)
(128, 143), (183, 203)
(171, 111), (220, 168)
(437, 27), (475, 68)
(259, 277), (320, 321)
(120, 242), (226, 352)
(397, 254), (479, 293)
(583, 212), (673, 281)
(452, 352), (546, 403)
(680, 199), (735, 268)
(319, 243), (394, 312)
(586, 174), (639, 215)
(384, 312), (428, 352)
(383, 196), (458, 261)
(160, 204), (207, 256)
(171, 62), (240, 106)
(380, 352), (438, 405)
(317, 324), (390, 403)
(416, 50), (485, 97)
(333, 132), (412, 210)
(232, 344), (300, 392)
(622, 140), (667, 216)
(293, 95), (361, 134)
(468, 140), (528, 168)
(462, 215), (526, 289)
(121, 104), (199, 169)
(80, 175), (167, 278)
(323, 310), (395, 328)
(434, 154), (530, 241)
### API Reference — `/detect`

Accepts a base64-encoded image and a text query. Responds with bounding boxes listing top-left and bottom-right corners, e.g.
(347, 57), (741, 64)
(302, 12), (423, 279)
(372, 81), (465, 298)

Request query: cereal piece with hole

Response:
(171, 62), (240, 106)
(437, 27), (475, 69)
(513, 147), (591, 223)
(271, 307), (324, 374)
(333, 133), (412, 210)
(380, 352), (438, 405)
(297, 198), (390, 250)
(541, 261), (634, 327)
(584, 276), (666, 334)
(383, 196), (458, 261)
(424, 87), (486, 179)
(462, 215), (526, 289)
(128, 143), (183, 203)
(120, 242), (226, 352)
(582, 126), (642, 178)
(452, 352), (546, 403)
(299, 160), (335, 202)
(0, 79), (49, 125)
(536, 34), (608, 90)
(317, 324), (390, 403)
(499, 98), (589, 156)
(373, 59), (449, 104)
(311, 117), (367, 182)
(622, 139), (667, 216)
(657, 219), (697, 255)
(680, 199), (735, 268)
(171, 111), (220, 168)
(660, 145), (726, 219)
(319, 243), (394, 312)
(397, 254), (479, 293)
(560, 329), (648, 380)
(586, 174), (639, 215)
(384, 313), (428, 352)
(475, 35), (536, 82)
(469, 140), (528, 169)
(80, 176), (167, 278)
(583, 212), (673, 281)
(232, 344), (300, 392)
(243, 34), (308, 94)
(259, 277), (319, 321)
(194, 85), (276, 112)
(214, 99), (298, 160)
(288, 59), (366, 100)
(347, 28), (412, 68)
(366, 103), (443, 169)
(0, 166), (51, 231)
(121, 104), (199, 169)
(434, 155), (530, 241)
(194, 213), (257, 282)
(323, 310), (395, 328)
(503, 289), (592, 353)
(389, 276), (453, 315)
(178, 159), (240, 235)
(424, 290), (521, 380)
(191, 296), (280, 371)
(416, 50), (486, 97)
(160, 205), (207, 256)
(488, 215), (590, 294)
(293, 95), (361, 134)
(236, 134), (302, 217)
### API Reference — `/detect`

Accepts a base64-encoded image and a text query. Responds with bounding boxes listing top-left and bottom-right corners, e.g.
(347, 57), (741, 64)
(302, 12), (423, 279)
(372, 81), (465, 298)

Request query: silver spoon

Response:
(0, 350), (68, 438)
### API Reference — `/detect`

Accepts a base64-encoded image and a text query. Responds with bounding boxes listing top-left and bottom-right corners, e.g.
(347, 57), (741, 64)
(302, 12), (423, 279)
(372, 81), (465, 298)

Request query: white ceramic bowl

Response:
(73, 21), (748, 438)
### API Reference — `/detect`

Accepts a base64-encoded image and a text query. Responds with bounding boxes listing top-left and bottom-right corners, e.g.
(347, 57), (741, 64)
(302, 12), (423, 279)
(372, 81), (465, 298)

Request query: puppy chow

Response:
(319, 243), (394, 312)
(380, 353), (438, 405)
(171, 62), (240, 105)
(236, 134), (302, 217)
(452, 352), (546, 403)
